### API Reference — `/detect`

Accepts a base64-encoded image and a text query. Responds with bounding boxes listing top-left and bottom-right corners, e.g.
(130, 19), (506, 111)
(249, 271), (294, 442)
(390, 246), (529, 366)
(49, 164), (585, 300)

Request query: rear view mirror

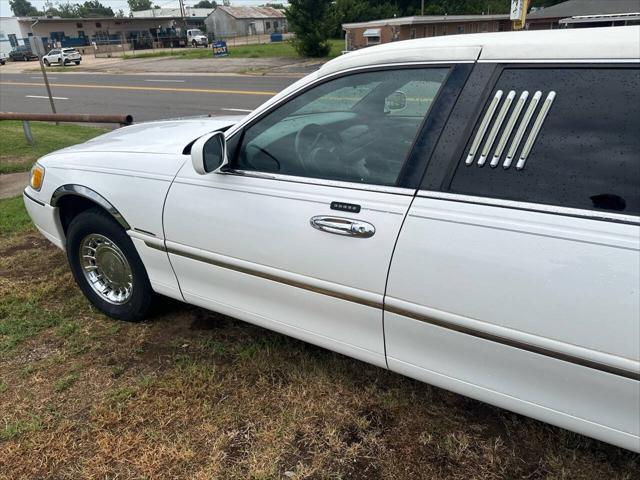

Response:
(384, 91), (407, 113)
(191, 131), (228, 175)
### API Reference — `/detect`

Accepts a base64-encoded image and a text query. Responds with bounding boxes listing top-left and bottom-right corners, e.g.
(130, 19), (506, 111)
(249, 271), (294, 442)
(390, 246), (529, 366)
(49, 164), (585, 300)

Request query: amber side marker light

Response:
(30, 164), (45, 191)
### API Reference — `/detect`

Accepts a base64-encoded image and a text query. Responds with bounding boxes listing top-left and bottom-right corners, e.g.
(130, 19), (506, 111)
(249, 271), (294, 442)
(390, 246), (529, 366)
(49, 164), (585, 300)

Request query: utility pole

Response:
(421, 0), (424, 16)
(178, 0), (187, 34)
(30, 20), (56, 117)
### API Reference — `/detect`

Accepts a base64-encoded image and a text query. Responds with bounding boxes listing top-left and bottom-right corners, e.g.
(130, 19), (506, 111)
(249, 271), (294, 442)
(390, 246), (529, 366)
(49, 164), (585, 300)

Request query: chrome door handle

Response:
(310, 216), (375, 238)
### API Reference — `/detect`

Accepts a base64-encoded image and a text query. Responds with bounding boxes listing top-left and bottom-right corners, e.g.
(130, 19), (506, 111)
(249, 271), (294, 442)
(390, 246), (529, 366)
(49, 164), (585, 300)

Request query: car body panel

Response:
(163, 169), (414, 368)
(22, 26), (640, 452)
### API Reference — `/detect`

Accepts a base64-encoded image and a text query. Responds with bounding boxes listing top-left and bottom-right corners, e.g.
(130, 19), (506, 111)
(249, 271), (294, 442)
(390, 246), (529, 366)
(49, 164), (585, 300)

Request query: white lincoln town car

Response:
(23, 27), (640, 452)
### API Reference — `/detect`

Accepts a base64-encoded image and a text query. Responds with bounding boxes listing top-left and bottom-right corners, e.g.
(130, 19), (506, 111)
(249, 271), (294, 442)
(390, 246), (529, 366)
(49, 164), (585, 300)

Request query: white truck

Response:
(186, 29), (208, 47)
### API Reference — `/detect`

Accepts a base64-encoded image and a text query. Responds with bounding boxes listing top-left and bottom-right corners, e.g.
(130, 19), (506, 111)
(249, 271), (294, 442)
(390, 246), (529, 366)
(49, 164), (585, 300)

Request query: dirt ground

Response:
(0, 220), (638, 479)
(0, 172), (29, 199)
(0, 55), (321, 76)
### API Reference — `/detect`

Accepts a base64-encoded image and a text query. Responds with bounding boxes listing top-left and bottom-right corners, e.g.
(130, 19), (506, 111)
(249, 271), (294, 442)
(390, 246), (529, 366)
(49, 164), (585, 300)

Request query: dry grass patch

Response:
(0, 197), (638, 479)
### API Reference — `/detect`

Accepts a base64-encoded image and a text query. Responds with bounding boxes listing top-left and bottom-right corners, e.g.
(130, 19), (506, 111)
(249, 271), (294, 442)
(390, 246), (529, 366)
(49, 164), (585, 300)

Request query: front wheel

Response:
(43, 59), (50, 66)
(75, 60), (80, 65)
(66, 208), (154, 321)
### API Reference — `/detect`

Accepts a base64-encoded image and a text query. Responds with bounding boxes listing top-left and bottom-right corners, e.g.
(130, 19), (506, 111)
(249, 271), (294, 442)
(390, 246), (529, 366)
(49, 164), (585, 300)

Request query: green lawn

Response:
(124, 39), (344, 60)
(0, 196), (32, 236)
(0, 121), (106, 174)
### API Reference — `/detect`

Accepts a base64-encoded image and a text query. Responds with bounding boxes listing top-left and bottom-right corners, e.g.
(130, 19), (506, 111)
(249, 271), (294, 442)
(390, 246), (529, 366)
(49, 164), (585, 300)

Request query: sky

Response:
(0, 0), (282, 18)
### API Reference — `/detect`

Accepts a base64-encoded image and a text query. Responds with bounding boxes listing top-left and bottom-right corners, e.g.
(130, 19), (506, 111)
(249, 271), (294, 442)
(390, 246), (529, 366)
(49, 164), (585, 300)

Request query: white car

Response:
(43, 47), (82, 66)
(23, 27), (640, 452)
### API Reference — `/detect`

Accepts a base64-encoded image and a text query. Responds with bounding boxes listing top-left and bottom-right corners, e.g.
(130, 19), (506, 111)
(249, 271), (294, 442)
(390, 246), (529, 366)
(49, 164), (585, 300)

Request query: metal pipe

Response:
(22, 120), (34, 145)
(0, 112), (133, 125)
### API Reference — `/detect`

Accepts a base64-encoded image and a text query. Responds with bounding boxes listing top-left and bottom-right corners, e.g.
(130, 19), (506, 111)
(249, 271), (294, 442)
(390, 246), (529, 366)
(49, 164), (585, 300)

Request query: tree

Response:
(47, 1), (115, 17)
(9, 0), (41, 16)
(286, 0), (333, 57)
(193, 0), (217, 8)
(76, 0), (115, 16)
(127, 0), (153, 11)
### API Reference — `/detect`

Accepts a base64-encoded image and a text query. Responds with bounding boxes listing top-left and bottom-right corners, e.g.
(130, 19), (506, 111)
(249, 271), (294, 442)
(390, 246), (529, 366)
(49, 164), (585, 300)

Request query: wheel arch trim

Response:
(50, 184), (131, 230)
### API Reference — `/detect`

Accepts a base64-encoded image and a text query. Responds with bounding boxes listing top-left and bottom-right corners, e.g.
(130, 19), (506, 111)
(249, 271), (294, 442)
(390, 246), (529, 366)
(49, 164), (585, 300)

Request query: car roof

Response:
(319, 26), (640, 78)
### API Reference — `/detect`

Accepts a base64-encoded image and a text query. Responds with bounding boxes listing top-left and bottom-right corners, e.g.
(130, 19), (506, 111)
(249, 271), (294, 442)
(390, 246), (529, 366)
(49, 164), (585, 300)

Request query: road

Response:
(0, 72), (298, 122)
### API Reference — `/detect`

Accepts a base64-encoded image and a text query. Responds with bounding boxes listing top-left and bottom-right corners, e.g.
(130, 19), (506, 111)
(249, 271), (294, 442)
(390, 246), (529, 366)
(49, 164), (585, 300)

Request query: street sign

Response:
(212, 40), (229, 57)
(511, 0), (530, 30)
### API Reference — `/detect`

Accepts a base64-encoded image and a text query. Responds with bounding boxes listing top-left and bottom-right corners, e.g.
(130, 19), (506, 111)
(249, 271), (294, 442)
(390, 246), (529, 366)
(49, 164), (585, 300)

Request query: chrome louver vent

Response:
(466, 90), (556, 170)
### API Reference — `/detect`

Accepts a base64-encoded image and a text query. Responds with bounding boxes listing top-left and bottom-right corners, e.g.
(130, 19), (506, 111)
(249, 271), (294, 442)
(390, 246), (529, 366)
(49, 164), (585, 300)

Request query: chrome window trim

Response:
(465, 90), (503, 165)
(478, 90), (515, 166)
(224, 169), (416, 196)
(504, 90), (541, 169)
(417, 191), (640, 225)
(477, 59), (640, 64)
(492, 90), (529, 167)
(516, 91), (556, 170)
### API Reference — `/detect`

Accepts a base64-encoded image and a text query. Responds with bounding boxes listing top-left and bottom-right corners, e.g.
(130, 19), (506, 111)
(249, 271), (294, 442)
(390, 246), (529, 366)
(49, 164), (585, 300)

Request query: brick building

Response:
(342, 14), (511, 51)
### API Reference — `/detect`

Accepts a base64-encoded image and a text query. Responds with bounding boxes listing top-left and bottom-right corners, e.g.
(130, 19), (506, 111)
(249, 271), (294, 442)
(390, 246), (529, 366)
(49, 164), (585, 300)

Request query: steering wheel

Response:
(294, 123), (343, 176)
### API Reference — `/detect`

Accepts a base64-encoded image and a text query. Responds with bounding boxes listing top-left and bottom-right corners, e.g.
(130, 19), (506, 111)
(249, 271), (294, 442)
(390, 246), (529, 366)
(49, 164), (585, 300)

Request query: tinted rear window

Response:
(449, 67), (640, 216)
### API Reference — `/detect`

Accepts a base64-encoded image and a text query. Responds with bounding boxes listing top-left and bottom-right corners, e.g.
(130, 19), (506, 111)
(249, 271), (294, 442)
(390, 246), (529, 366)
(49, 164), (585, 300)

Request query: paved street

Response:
(0, 71), (298, 122)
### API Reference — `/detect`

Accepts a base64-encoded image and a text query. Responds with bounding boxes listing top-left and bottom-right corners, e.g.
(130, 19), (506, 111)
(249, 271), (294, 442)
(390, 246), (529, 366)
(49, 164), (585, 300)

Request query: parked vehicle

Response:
(43, 48), (82, 66)
(23, 27), (640, 452)
(153, 28), (208, 48)
(187, 29), (208, 47)
(0, 52), (7, 65)
(9, 45), (38, 61)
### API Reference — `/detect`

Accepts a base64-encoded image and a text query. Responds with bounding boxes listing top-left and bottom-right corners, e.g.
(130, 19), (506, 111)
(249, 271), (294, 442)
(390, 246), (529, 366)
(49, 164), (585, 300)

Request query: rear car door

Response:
(384, 64), (640, 451)
(163, 64), (469, 367)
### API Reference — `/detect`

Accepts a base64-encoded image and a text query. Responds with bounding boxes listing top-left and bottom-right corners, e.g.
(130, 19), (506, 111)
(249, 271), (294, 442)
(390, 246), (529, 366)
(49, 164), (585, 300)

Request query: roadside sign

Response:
(212, 40), (229, 57)
(28, 36), (45, 57)
(511, 0), (530, 30)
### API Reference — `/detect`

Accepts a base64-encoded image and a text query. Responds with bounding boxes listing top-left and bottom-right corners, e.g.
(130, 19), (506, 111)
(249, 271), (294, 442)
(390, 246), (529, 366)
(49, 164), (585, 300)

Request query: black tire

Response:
(75, 61), (80, 65)
(43, 59), (50, 66)
(22, 55), (28, 61)
(192, 40), (197, 47)
(66, 207), (153, 321)
(63, 59), (69, 66)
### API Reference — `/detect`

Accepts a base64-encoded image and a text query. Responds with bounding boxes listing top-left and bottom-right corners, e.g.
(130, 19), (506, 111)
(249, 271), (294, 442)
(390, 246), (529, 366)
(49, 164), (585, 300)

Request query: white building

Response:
(205, 6), (287, 37)
(0, 16), (31, 55)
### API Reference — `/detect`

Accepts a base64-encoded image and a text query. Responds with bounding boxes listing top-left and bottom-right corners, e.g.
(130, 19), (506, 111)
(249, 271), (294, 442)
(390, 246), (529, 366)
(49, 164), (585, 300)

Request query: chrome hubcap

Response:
(79, 234), (133, 305)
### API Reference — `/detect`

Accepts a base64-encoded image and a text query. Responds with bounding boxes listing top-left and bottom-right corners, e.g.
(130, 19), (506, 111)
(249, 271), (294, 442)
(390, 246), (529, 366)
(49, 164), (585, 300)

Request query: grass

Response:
(0, 195), (33, 235)
(0, 194), (638, 478)
(124, 39), (344, 61)
(0, 120), (106, 174)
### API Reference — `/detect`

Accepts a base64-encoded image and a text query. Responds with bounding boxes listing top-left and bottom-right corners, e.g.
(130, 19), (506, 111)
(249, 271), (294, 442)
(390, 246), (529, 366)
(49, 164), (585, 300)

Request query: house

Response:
(526, 0), (640, 29)
(0, 16), (31, 55)
(204, 6), (287, 38)
(342, 14), (510, 51)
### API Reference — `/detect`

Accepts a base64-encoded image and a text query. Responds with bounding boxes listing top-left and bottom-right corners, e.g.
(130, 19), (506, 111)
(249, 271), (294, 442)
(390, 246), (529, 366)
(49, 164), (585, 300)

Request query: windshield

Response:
(190, 30), (204, 35)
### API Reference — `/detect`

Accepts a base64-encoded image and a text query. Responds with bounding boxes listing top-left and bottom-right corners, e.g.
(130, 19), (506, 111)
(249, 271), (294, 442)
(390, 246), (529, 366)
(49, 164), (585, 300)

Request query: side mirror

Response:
(384, 91), (407, 113)
(191, 131), (228, 175)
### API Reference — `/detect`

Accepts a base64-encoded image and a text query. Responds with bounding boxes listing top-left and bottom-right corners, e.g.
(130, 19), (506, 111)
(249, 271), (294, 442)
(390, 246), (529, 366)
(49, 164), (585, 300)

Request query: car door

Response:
(163, 65), (465, 367)
(384, 64), (640, 451)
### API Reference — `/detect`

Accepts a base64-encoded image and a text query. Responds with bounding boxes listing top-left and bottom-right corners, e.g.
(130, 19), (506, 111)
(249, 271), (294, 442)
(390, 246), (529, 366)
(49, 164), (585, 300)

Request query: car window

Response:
(235, 68), (449, 186)
(449, 67), (640, 216)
